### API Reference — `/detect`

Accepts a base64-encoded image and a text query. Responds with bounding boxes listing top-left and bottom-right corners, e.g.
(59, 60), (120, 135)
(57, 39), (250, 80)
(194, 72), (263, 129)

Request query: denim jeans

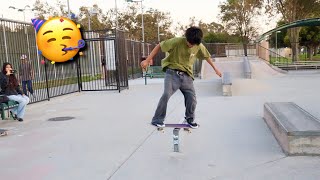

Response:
(22, 80), (34, 95)
(7, 94), (29, 118)
(152, 68), (196, 124)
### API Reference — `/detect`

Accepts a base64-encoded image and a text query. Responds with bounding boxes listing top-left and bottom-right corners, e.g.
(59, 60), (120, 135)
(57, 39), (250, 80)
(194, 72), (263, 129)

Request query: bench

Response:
(222, 72), (232, 96)
(275, 61), (320, 70)
(0, 100), (19, 120)
(263, 102), (320, 156)
(243, 56), (252, 79)
(144, 66), (165, 85)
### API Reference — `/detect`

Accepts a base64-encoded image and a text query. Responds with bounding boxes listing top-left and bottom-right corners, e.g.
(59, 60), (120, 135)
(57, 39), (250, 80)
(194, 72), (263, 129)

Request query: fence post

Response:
(76, 57), (82, 92)
(114, 31), (121, 93)
(44, 60), (50, 101)
(2, 24), (9, 62)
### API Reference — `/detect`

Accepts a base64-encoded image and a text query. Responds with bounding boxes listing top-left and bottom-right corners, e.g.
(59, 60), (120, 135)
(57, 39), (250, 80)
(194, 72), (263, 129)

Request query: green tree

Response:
(266, 0), (320, 61)
(219, 0), (263, 56)
(32, 0), (75, 19)
(204, 32), (240, 43)
(32, 0), (54, 19)
(103, 4), (174, 42)
(176, 17), (226, 37)
(269, 20), (289, 49)
(78, 4), (105, 31)
(144, 9), (173, 42)
(299, 26), (320, 60)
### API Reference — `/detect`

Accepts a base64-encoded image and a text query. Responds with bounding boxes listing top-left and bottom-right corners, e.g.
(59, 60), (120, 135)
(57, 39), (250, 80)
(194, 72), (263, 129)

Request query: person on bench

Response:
(0, 62), (29, 122)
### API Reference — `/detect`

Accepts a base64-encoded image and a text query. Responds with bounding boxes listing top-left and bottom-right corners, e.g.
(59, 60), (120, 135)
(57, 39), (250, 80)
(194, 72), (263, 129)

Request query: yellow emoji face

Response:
(36, 17), (83, 63)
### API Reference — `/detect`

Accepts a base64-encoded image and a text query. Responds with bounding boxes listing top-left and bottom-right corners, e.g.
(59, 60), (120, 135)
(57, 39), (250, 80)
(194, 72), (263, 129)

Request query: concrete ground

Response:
(1, 59), (320, 180)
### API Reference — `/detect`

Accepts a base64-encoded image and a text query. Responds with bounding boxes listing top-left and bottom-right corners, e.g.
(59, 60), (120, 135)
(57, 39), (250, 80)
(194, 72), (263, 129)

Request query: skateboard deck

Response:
(157, 123), (193, 133)
(0, 129), (8, 136)
(163, 124), (191, 128)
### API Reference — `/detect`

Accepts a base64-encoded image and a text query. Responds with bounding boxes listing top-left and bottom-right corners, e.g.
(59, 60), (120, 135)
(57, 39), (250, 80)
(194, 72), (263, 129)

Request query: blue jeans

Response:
(7, 95), (29, 118)
(22, 80), (34, 95)
(152, 68), (197, 124)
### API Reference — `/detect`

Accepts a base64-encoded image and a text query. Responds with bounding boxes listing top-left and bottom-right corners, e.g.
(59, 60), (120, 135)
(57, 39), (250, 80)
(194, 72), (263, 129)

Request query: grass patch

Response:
(299, 54), (320, 61)
(32, 74), (102, 90)
(270, 56), (292, 65)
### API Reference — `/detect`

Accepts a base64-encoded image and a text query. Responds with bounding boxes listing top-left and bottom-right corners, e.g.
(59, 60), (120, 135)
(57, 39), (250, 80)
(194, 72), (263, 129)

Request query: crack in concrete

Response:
(210, 156), (287, 180)
(106, 99), (184, 180)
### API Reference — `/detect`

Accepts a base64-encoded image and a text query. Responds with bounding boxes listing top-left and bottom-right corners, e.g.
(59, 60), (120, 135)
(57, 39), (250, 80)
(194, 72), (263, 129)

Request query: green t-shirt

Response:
(160, 37), (211, 79)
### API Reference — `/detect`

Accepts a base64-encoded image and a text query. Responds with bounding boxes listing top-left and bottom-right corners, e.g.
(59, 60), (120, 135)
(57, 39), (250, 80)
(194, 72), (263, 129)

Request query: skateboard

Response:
(0, 129), (8, 137)
(157, 123), (193, 133)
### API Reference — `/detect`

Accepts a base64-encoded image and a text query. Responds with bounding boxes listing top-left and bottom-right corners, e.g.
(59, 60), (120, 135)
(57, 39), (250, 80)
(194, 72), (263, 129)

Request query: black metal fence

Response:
(0, 18), (80, 104)
(0, 18), (132, 104)
(1, 17), (261, 105)
(78, 29), (129, 92)
(204, 43), (257, 57)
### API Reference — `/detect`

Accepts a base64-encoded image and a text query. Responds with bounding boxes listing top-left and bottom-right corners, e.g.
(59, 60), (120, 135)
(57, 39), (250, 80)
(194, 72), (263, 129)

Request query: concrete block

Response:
(263, 102), (320, 156)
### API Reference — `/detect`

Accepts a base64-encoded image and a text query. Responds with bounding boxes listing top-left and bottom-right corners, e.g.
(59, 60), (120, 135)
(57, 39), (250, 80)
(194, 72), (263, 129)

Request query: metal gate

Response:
(0, 18), (80, 104)
(79, 29), (128, 92)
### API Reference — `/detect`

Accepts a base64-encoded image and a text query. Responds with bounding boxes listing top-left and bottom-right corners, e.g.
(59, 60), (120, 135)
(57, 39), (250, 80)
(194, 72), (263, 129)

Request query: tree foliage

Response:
(299, 26), (320, 60)
(219, 0), (263, 55)
(266, 0), (320, 61)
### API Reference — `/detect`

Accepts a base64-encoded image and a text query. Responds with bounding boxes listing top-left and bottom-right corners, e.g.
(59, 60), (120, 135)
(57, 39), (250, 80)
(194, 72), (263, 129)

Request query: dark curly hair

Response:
(185, 26), (203, 45)
(2, 62), (19, 89)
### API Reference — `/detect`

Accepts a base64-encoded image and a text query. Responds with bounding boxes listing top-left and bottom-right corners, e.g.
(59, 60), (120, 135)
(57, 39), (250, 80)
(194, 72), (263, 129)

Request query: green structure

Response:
(256, 18), (320, 42)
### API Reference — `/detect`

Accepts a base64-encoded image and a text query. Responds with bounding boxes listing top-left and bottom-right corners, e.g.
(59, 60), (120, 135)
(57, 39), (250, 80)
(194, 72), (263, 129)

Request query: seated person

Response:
(0, 62), (29, 121)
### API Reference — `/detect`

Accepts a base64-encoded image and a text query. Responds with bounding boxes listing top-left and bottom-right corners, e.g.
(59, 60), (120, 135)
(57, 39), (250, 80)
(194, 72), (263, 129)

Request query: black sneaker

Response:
(17, 118), (23, 122)
(186, 118), (199, 129)
(10, 111), (18, 120)
(151, 122), (165, 128)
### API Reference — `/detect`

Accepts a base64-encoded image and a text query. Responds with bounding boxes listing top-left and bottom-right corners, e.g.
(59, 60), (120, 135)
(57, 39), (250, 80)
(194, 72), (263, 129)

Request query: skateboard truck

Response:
(157, 123), (194, 152)
(0, 129), (8, 137)
(173, 128), (179, 152)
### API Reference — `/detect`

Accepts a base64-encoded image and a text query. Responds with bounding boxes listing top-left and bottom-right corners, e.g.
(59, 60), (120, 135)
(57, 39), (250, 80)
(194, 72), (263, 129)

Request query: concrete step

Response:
(263, 102), (320, 156)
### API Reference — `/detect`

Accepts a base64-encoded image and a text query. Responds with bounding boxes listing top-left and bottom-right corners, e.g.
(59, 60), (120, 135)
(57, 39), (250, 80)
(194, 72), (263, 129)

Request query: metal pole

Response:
(2, 25), (8, 62)
(88, 10), (94, 77)
(157, 16), (160, 42)
(34, 30), (41, 80)
(173, 128), (180, 152)
(67, 0), (71, 18)
(141, 1), (145, 56)
(88, 13), (91, 31)
(115, 0), (118, 29)
(276, 32), (278, 62)
(25, 26), (31, 60)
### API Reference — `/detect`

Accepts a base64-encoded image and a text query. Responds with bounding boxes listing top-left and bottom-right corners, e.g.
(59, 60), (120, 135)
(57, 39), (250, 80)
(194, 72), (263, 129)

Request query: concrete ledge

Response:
(243, 56), (252, 79)
(263, 102), (320, 156)
(222, 72), (232, 96)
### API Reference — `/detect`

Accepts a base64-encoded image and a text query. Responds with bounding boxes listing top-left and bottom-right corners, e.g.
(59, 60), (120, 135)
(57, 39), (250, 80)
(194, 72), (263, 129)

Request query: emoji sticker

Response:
(32, 17), (85, 64)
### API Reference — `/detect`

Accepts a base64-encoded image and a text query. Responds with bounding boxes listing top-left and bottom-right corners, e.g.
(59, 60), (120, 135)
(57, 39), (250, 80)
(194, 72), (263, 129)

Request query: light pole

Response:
(275, 30), (281, 61)
(9, 5), (34, 60)
(9, 5), (33, 22)
(157, 22), (160, 42)
(115, 0), (118, 29)
(126, 0), (145, 56)
(85, 7), (98, 77)
(67, 0), (71, 18)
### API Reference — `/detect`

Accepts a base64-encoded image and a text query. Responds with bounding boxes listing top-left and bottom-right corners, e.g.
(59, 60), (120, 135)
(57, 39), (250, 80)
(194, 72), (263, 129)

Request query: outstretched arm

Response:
(140, 44), (161, 70)
(206, 57), (222, 77)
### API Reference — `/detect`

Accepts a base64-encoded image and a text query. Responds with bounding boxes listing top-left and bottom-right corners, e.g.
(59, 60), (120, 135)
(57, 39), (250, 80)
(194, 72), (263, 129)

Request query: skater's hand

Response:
(215, 69), (222, 77)
(140, 59), (150, 71)
(6, 67), (13, 76)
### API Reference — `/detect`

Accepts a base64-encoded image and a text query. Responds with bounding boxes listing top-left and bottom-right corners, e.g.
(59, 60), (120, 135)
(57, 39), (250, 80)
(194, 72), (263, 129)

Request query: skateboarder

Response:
(141, 26), (222, 129)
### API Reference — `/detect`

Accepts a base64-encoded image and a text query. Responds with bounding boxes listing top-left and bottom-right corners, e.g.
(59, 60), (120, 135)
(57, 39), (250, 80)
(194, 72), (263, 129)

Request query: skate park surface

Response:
(0, 56), (320, 180)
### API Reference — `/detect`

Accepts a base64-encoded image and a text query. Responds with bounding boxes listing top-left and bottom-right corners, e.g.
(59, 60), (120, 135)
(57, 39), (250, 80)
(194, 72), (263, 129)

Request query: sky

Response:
(0, 0), (278, 35)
